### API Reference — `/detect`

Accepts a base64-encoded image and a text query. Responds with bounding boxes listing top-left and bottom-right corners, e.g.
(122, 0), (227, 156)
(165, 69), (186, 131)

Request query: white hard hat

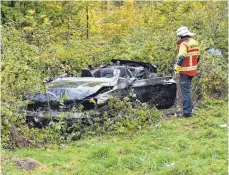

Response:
(176, 26), (195, 37)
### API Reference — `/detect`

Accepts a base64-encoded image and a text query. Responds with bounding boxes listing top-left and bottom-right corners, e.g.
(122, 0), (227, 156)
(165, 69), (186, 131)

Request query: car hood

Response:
(26, 77), (116, 102)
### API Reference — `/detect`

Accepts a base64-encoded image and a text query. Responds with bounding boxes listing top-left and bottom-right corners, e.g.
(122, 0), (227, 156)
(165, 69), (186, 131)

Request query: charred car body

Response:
(24, 59), (177, 125)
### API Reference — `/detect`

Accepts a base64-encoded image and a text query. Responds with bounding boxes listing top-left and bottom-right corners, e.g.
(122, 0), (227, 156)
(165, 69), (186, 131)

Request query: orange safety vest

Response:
(177, 37), (200, 76)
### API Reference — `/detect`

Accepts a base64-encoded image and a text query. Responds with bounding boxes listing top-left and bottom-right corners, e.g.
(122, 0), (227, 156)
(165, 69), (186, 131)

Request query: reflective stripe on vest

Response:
(190, 56), (193, 66)
(186, 52), (199, 57)
(181, 65), (197, 71)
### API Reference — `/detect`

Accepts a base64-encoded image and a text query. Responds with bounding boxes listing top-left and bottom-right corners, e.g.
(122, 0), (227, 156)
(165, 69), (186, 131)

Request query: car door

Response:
(132, 77), (177, 109)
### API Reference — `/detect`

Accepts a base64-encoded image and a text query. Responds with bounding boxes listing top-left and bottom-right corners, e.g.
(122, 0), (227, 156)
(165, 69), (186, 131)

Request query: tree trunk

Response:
(67, 19), (70, 45)
(86, 5), (89, 39)
(107, 0), (110, 11)
(10, 1), (16, 7)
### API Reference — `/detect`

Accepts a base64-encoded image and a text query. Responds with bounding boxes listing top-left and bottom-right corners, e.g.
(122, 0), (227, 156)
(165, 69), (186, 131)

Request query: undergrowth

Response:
(2, 98), (228, 175)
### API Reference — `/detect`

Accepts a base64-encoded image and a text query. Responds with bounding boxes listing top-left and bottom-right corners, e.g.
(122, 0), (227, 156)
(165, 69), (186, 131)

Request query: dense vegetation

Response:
(2, 99), (228, 174)
(1, 0), (228, 151)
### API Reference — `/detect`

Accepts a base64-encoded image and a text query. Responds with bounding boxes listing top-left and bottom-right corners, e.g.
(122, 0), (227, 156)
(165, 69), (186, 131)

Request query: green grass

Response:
(2, 99), (228, 175)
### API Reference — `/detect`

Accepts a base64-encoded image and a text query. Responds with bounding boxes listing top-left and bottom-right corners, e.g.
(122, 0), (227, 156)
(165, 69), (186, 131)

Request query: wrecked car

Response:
(24, 59), (176, 125)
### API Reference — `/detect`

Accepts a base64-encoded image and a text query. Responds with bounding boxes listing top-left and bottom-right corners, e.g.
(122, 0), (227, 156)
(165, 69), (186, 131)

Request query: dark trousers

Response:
(179, 74), (193, 114)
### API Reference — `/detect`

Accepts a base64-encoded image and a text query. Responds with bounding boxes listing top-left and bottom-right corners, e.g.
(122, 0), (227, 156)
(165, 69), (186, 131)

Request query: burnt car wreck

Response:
(24, 59), (176, 125)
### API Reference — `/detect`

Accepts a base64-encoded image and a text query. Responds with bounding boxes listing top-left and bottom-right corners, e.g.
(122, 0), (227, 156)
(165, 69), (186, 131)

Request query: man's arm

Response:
(177, 56), (185, 66)
(176, 43), (187, 66)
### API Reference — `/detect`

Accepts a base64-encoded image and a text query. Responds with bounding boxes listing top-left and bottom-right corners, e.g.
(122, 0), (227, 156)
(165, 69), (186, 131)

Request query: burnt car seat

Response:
(100, 68), (114, 78)
(100, 66), (127, 78)
(81, 68), (94, 77)
(115, 66), (126, 77)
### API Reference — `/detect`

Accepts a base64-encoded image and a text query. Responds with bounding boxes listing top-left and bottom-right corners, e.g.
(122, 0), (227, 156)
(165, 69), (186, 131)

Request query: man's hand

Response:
(174, 65), (181, 74)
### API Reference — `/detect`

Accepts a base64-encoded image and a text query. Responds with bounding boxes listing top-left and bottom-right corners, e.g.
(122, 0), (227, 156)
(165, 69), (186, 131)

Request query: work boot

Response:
(176, 112), (192, 118)
(183, 113), (192, 118)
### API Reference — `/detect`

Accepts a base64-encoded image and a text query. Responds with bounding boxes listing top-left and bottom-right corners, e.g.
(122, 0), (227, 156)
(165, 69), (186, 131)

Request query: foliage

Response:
(2, 99), (227, 174)
(198, 52), (228, 99)
(1, 1), (228, 148)
(22, 97), (160, 147)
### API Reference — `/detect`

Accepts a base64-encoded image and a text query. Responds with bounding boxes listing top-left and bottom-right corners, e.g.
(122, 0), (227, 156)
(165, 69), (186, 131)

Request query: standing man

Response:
(174, 26), (200, 117)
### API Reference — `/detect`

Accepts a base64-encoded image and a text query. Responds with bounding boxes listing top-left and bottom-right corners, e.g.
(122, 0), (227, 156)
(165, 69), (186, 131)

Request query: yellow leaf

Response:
(23, 26), (34, 31)
(47, 2), (62, 9)
(28, 9), (35, 15)
(44, 17), (49, 23)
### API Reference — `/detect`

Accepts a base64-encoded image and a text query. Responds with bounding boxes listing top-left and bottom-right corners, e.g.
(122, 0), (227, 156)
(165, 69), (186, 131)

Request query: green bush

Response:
(198, 52), (228, 99)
